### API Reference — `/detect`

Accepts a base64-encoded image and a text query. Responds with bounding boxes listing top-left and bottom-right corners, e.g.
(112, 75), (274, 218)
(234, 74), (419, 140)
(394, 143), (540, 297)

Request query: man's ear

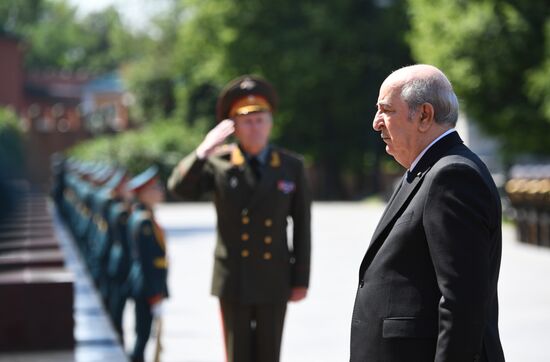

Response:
(417, 103), (434, 132)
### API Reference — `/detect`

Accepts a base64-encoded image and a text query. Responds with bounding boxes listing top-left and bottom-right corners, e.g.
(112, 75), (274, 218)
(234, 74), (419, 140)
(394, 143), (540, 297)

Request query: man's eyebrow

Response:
(376, 101), (391, 108)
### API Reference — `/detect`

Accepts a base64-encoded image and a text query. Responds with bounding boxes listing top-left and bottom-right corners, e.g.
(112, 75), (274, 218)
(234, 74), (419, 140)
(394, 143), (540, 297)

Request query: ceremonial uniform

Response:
(168, 75), (311, 362)
(89, 170), (128, 303)
(125, 166), (169, 362)
(106, 199), (132, 340)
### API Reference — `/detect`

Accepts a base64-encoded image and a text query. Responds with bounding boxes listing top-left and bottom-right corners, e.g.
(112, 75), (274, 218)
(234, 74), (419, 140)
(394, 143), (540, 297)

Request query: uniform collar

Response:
(240, 144), (270, 165)
(231, 144), (280, 168)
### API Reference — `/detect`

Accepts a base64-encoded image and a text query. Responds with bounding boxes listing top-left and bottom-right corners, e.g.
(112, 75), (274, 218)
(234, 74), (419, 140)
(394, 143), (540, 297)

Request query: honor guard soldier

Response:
(168, 75), (312, 362)
(126, 166), (169, 362)
(106, 176), (134, 341)
(88, 170), (129, 300)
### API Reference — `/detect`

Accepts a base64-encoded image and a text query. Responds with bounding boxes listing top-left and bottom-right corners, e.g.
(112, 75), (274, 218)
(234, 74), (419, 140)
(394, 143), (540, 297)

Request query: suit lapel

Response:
(360, 131), (464, 275)
(368, 172), (424, 247)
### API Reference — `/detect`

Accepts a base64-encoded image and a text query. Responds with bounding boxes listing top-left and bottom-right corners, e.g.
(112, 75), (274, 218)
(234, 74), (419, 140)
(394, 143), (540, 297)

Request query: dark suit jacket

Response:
(167, 144), (311, 304)
(351, 132), (505, 362)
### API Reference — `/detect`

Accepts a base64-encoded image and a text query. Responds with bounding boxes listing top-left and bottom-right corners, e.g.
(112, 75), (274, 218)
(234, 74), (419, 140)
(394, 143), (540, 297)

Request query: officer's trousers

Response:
(220, 299), (287, 362)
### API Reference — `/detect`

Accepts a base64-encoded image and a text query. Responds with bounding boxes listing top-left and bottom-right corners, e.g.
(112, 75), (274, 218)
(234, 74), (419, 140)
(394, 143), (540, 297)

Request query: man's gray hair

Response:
(400, 75), (459, 126)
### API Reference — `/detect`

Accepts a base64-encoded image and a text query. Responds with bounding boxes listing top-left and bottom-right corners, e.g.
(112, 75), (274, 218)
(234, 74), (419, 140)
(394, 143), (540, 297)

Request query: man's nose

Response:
(373, 114), (383, 131)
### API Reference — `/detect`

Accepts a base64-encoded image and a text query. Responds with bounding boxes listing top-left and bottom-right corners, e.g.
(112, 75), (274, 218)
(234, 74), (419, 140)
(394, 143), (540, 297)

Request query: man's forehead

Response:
(377, 83), (402, 105)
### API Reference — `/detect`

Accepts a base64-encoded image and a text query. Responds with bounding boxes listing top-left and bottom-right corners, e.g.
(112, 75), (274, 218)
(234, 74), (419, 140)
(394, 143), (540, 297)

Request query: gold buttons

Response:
(265, 219), (272, 227)
(242, 216), (250, 224)
(264, 236), (272, 244)
(241, 233), (249, 241)
(241, 249), (249, 258)
(263, 252), (272, 260)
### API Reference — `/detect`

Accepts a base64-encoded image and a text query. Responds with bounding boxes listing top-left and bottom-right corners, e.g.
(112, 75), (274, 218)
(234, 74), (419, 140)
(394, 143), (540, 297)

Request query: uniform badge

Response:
(277, 180), (295, 194)
(230, 176), (239, 188)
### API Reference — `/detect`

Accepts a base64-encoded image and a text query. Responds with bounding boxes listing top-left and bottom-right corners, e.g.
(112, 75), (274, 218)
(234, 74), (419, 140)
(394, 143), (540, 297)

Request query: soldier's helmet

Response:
(216, 75), (278, 122)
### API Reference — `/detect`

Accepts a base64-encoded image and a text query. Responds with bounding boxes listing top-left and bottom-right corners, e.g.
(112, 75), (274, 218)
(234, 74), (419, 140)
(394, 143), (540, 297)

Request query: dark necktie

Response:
(249, 157), (262, 180)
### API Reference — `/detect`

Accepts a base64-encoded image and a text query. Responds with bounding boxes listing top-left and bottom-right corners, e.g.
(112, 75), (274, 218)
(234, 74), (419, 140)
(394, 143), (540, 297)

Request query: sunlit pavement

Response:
(121, 202), (550, 362)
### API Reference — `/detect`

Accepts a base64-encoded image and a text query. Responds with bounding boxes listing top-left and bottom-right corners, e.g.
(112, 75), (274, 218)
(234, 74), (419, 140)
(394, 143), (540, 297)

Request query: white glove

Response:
(196, 119), (235, 159)
(151, 300), (164, 318)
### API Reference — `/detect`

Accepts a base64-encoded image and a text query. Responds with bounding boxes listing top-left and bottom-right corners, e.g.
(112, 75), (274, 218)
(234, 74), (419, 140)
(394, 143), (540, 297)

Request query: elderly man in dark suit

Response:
(350, 64), (505, 362)
(168, 75), (311, 362)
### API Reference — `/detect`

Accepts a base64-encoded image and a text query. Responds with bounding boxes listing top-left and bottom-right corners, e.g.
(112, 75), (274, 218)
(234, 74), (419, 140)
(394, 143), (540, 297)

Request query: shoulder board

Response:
(140, 222), (153, 236)
(135, 215), (154, 236)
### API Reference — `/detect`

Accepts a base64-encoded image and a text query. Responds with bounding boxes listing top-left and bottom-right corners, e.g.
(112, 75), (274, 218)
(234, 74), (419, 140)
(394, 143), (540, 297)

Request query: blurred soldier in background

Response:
(106, 174), (134, 341)
(89, 169), (130, 304)
(168, 75), (311, 362)
(126, 166), (169, 362)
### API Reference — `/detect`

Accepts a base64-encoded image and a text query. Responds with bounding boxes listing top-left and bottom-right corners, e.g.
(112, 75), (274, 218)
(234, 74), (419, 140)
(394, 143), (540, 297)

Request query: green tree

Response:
(1, 0), (148, 73)
(69, 120), (205, 182)
(408, 0), (550, 159)
(123, 3), (183, 122)
(0, 0), (44, 31)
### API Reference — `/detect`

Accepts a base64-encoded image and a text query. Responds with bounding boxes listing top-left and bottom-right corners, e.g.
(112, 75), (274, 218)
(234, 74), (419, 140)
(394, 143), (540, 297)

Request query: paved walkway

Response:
(123, 202), (550, 362)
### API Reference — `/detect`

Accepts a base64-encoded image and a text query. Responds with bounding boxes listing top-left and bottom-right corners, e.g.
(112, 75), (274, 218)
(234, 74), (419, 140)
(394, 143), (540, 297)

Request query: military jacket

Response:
(126, 204), (169, 300)
(88, 192), (116, 282)
(168, 144), (311, 304)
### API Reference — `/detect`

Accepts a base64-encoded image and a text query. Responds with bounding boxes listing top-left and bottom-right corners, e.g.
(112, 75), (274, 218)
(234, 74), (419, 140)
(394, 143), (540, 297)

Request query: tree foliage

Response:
(69, 120), (205, 181)
(1, 0), (148, 73)
(407, 0), (550, 159)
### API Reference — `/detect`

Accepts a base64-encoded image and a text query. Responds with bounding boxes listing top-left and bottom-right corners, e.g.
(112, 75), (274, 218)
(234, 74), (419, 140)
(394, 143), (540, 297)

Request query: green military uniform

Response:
(168, 143), (311, 362)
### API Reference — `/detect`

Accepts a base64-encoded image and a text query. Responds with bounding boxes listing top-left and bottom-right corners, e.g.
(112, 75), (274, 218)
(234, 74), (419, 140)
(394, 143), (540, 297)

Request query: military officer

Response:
(125, 166), (169, 362)
(168, 75), (311, 362)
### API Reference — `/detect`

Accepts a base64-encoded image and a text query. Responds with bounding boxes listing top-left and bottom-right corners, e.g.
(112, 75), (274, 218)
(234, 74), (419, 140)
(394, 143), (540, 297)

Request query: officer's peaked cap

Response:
(216, 75), (278, 122)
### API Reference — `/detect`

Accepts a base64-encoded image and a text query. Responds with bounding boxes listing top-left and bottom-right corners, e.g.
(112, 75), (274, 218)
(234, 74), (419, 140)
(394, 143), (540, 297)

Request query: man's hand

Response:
(196, 119), (235, 159)
(289, 287), (308, 302)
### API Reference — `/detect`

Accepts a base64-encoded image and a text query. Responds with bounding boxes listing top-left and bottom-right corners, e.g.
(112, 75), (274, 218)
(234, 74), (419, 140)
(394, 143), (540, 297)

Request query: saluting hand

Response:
(196, 119), (235, 159)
